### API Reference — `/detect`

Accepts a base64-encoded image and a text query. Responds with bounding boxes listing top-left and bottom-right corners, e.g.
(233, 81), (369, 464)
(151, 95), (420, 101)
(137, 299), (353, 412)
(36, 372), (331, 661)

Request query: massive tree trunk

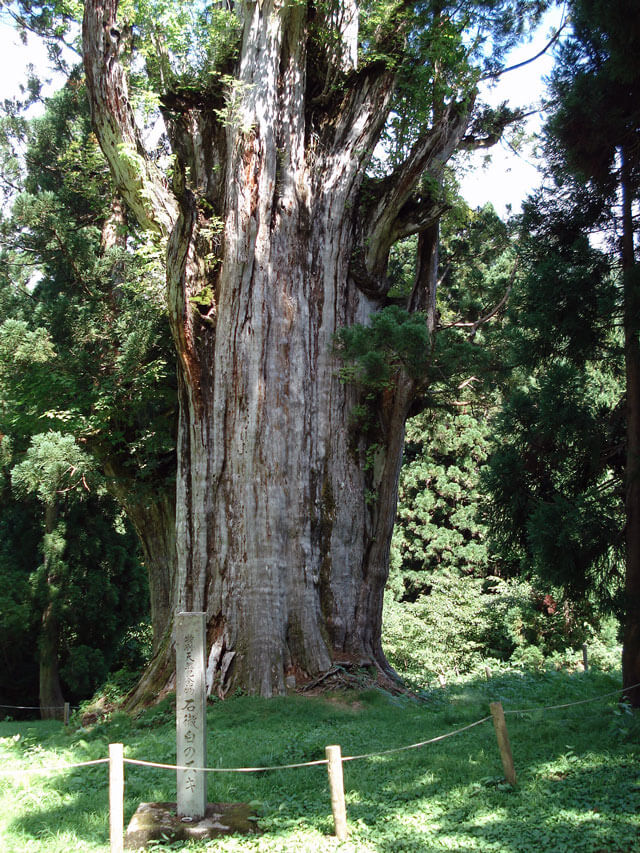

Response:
(165, 55), (409, 695)
(83, 0), (474, 698)
(105, 471), (176, 653)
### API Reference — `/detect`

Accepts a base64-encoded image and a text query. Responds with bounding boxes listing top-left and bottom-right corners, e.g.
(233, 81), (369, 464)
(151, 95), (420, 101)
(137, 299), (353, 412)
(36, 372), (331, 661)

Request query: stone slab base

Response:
(124, 801), (260, 848)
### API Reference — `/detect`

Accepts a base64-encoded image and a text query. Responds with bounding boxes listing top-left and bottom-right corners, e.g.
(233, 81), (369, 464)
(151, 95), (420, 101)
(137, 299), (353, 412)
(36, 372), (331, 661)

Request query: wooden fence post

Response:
(63, 702), (70, 726)
(489, 702), (517, 786)
(325, 745), (348, 841)
(582, 643), (589, 671)
(109, 743), (124, 853)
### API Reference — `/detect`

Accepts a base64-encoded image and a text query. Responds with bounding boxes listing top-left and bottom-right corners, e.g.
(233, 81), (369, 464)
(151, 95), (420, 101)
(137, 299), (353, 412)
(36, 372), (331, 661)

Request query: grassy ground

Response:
(1, 666), (639, 852)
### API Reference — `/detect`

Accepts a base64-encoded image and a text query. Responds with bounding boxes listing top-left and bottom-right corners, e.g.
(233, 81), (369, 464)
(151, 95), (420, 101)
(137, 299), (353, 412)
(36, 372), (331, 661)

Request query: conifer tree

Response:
(0, 81), (173, 711)
(484, 0), (640, 703)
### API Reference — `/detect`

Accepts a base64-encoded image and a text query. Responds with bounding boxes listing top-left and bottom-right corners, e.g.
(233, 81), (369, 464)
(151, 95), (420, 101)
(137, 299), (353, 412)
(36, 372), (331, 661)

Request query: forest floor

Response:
(1, 666), (639, 852)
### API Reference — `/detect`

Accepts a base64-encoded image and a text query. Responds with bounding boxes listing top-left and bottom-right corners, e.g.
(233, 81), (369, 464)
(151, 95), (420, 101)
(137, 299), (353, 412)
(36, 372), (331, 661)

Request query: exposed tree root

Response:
(299, 662), (412, 698)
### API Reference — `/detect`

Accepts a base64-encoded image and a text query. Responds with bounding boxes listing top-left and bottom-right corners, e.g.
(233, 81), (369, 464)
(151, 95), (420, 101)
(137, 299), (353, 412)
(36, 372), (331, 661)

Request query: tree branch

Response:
(459, 104), (532, 151)
(393, 195), (450, 241)
(82, 0), (178, 237)
(480, 17), (569, 83)
(440, 257), (518, 336)
(2, 5), (82, 64)
(351, 99), (473, 294)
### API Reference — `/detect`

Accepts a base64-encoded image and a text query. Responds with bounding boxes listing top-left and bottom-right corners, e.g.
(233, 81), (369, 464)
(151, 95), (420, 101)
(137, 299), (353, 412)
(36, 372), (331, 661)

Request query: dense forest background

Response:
(0, 0), (638, 713)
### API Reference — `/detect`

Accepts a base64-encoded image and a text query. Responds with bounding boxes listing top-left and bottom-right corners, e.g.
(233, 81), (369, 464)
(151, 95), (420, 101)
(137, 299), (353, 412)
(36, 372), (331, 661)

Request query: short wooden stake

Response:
(63, 702), (70, 726)
(109, 743), (124, 853)
(582, 643), (589, 671)
(325, 744), (348, 841)
(485, 666), (491, 681)
(489, 702), (516, 786)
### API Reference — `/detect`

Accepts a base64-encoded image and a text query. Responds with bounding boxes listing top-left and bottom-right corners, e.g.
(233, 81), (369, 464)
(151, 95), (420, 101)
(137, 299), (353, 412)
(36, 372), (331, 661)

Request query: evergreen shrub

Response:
(382, 572), (613, 687)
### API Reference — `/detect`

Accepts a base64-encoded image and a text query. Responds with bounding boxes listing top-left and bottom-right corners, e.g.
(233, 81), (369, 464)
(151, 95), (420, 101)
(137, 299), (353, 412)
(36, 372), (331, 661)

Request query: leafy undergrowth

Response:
(1, 668), (639, 852)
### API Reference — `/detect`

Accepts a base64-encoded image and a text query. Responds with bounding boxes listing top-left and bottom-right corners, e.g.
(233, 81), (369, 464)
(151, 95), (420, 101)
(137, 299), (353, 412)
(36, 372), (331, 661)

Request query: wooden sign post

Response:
(176, 611), (207, 819)
(325, 745), (348, 841)
(109, 742), (124, 853)
(490, 701), (516, 787)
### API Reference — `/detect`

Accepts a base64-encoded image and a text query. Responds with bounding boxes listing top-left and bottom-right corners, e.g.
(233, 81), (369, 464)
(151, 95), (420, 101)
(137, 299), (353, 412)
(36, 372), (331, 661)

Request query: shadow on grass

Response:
(3, 764), (109, 850)
(346, 747), (640, 852)
(4, 668), (639, 851)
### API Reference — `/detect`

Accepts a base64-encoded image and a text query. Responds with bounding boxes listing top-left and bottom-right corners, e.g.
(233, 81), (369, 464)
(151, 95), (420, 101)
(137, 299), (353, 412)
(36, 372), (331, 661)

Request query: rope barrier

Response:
(125, 756), (328, 773)
(0, 717), (493, 777)
(124, 716), (492, 773)
(342, 716), (492, 762)
(503, 680), (640, 715)
(1, 681), (637, 779)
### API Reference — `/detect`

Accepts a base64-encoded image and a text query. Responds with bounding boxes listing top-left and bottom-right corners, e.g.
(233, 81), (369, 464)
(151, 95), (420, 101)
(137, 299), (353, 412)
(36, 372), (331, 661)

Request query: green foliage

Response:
(382, 202), (516, 414)
(0, 319), (55, 368)
(0, 496), (41, 705)
(335, 306), (431, 392)
(119, 0), (242, 93)
(0, 481), (148, 708)
(386, 188), (621, 690)
(547, 0), (640, 200)
(483, 358), (624, 602)
(439, 203), (512, 322)
(11, 432), (91, 505)
(0, 79), (176, 489)
(480, 0), (633, 611)
(384, 571), (599, 684)
(0, 81), (166, 707)
(0, 319), (60, 440)
(391, 411), (492, 600)
(509, 194), (616, 367)
(387, 201), (522, 629)
(369, 0), (548, 170)
(429, 204), (516, 407)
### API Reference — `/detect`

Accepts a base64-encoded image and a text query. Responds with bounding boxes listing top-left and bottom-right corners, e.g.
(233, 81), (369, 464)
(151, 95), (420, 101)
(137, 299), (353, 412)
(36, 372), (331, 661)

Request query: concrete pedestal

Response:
(123, 802), (260, 848)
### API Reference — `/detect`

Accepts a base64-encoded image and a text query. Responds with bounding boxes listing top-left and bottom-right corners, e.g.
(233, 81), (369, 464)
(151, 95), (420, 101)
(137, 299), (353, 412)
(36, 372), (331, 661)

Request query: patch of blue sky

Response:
(457, 4), (567, 217)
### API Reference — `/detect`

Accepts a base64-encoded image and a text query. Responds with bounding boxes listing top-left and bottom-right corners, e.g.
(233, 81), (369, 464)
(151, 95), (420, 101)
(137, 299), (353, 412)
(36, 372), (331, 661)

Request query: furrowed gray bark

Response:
(83, 0), (476, 699)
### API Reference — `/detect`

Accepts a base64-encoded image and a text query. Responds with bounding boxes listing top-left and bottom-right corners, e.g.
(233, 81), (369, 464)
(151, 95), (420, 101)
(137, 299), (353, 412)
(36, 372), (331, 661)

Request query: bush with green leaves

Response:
(383, 570), (604, 686)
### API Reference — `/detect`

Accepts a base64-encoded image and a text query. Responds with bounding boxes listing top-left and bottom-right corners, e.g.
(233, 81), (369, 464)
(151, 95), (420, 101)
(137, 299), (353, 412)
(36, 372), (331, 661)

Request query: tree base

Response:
(299, 659), (407, 696)
(124, 630), (175, 714)
(121, 635), (405, 713)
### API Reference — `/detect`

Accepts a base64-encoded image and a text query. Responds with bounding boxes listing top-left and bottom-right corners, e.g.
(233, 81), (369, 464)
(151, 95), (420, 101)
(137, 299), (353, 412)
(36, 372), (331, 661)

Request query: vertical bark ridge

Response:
(82, 0), (178, 235)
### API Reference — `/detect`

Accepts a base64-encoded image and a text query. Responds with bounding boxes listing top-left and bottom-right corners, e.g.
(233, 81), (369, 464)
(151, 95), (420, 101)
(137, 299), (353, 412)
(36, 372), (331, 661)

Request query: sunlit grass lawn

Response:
(1, 667), (639, 852)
